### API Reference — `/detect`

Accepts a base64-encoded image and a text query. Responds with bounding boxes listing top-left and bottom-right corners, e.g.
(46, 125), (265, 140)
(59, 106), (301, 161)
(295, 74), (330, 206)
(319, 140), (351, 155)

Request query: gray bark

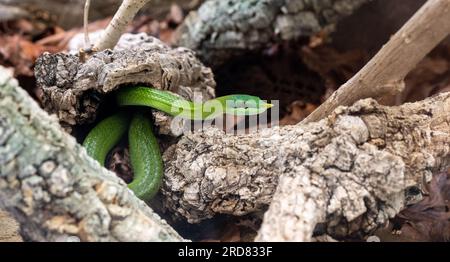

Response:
(162, 93), (450, 241)
(0, 0), (202, 28)
(0, 67), (184, 242)
(35, 33), (215, 135)
(175, 0), (370, 67)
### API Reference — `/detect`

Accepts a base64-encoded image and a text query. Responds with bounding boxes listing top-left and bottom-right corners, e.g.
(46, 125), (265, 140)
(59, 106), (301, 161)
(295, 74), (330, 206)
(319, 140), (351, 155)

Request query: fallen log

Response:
(163, 93), (450, 241)
(0, 67), (184, 242)
(175, 0), (369, 67)
(35, 33), (215, 135)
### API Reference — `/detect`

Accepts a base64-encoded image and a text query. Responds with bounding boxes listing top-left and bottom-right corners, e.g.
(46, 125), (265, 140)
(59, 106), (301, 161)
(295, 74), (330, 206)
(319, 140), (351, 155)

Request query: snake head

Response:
(219, 94), (273, 116)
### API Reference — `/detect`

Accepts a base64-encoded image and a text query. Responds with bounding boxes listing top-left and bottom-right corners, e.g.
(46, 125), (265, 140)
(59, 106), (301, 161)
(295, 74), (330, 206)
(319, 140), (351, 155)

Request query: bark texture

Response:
(0, 67), (184, 242)
(0, 210), (22, 242)
(175, 0), (369, 67)
(163, 92), (450, 241)
(0, 0), (202, 28)
(35, 33), (215, 135)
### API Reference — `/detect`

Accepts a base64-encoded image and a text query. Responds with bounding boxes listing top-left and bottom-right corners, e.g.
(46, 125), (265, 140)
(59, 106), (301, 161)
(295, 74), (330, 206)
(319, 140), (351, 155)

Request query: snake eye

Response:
(235, 99), (250, 109)
(223, 95), (273, 115)
(231, 96), (259, 109)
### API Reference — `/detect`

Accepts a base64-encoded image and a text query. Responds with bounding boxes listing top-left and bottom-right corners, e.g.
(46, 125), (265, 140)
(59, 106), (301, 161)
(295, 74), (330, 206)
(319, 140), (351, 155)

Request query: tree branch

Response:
(302, 0), (450, 124)
(83, 0), (92, 49)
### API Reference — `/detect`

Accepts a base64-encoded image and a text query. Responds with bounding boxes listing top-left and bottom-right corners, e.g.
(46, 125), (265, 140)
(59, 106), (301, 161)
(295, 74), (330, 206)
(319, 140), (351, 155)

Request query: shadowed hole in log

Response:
(214, 41), (326, 121)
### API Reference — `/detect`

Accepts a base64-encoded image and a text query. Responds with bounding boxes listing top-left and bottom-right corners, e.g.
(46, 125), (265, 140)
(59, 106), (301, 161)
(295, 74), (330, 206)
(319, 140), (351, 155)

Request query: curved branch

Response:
(303, 0), (450, 123)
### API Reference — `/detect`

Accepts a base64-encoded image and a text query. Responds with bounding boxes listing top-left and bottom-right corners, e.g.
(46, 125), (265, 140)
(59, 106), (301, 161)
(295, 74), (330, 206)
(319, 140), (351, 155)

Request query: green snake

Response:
(116, 86), (272, 120)
(83, 86), (272, 201)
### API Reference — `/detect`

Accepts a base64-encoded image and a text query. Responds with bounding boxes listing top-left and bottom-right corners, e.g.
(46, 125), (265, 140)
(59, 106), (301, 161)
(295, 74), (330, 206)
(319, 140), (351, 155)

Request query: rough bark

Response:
(303, 0), (450, 123)
(175, 0), (369, 67)
(162, 92), (450, 241)
(35, 33), (215, 135)
(0, 67), (185, 242)
(0, 210), (22, 242)
(0, 0), (202, 28)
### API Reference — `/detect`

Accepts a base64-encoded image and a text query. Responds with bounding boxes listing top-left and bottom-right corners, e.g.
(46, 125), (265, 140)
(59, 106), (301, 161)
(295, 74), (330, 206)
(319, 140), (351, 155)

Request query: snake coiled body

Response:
(83, 86), (271, 201)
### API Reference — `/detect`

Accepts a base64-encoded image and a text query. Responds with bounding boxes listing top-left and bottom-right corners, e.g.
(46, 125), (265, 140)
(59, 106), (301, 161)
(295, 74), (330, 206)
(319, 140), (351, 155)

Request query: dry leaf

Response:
(0, 35), (58, 76)
(391, 172), (450, 242)
(280, 101), (317, 126)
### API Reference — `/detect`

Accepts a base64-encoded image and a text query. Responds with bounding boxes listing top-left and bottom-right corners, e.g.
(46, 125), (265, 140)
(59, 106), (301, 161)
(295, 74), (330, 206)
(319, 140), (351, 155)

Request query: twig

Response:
(302, 0), (450, 124)
(94, 0), (151, 51)
(83, 0), (91, 49)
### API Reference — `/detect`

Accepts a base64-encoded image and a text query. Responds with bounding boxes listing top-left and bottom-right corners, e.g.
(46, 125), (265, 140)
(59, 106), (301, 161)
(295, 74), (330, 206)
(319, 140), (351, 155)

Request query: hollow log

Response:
(35, 33), (215, 135)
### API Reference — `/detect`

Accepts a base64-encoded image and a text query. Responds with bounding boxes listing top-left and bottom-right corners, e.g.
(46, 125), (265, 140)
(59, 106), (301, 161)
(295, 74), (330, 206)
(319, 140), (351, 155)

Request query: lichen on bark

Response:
(175, 0), (369, 66)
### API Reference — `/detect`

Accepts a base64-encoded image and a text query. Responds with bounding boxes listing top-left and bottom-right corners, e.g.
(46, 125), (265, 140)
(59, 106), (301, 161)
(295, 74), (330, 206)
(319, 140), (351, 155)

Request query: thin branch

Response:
(302, 0), (450, 124)
(94, 0), (151, 51)
(83, 0), (92, 48)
